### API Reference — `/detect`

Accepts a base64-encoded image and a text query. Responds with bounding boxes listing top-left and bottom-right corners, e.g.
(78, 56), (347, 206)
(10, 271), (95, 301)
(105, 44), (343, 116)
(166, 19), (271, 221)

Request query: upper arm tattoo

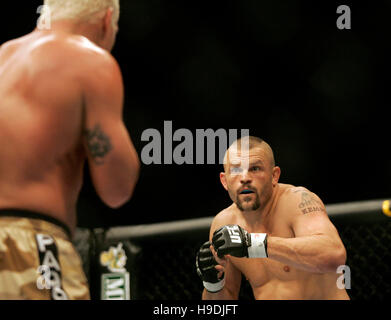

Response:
(298, 191), (326, 215)
(84, 124), (113, 165)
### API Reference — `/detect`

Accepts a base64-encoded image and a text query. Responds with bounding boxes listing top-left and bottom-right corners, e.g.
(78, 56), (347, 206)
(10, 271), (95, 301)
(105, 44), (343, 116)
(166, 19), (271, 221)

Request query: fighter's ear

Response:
(272, 166), (281, 186)
(103, 7), (114, 31)
(220, 172), (228, 191)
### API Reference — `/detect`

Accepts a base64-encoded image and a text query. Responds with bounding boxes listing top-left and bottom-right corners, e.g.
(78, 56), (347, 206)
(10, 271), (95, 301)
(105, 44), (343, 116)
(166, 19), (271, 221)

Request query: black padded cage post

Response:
(74, 199), (391, 300)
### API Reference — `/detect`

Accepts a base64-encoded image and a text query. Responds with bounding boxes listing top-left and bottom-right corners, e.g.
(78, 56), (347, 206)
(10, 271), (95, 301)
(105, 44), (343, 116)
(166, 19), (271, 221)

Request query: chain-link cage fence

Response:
(74, 199), (391, 300)
(122, 237), (256, 300)
(337, 221), (391, 299)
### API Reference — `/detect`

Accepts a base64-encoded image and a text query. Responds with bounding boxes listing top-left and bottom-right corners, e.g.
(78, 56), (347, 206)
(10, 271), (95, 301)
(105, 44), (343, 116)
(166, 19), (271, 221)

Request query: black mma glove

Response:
(212, 224), (268, 259)
(196, 241), (225, 293)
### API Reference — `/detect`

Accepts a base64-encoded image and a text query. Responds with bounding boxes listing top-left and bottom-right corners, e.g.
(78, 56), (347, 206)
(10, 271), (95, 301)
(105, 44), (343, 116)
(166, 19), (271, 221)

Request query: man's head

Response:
(42, 0), (120, 51)
(220, 137), (281, 212)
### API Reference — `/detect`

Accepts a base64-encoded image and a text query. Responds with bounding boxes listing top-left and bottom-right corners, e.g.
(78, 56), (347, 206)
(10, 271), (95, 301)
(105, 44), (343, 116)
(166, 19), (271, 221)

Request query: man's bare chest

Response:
(229, 217), (300, 287)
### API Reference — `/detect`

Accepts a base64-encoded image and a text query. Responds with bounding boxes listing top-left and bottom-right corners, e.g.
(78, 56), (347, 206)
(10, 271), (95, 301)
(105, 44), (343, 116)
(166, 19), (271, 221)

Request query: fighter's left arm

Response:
(266, 189), (347, 274)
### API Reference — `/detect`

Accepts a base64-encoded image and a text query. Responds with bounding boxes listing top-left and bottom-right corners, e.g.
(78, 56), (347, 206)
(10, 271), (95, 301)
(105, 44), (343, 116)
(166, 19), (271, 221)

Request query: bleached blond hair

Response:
(42, 0), (120, 23)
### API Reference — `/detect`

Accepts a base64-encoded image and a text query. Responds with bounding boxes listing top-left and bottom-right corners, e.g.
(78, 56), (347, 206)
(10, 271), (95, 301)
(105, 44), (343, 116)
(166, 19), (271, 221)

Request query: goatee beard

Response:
(236, 194), (261, 212)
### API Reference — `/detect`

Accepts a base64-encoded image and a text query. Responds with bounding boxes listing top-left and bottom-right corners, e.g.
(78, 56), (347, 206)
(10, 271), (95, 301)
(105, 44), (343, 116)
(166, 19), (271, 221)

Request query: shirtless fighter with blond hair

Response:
(0, 0), (140, 299)
(196, 137), (349, 299)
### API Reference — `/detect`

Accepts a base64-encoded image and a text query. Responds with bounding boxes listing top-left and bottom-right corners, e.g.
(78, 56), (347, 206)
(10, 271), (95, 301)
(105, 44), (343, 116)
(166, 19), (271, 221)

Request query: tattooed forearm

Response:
(84, 124), (113, 165)
(298, 191), (326, 215)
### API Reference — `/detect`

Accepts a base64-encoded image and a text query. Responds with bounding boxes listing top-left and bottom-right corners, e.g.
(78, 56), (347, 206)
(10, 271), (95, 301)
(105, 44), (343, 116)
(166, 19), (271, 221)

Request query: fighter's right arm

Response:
(202, 213), (242, 300)
(81, 51), (140, 208)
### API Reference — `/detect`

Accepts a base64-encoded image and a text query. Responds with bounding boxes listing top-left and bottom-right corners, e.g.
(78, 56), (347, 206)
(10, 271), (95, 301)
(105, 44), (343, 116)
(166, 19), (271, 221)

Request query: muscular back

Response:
(0, 32), (93, 231)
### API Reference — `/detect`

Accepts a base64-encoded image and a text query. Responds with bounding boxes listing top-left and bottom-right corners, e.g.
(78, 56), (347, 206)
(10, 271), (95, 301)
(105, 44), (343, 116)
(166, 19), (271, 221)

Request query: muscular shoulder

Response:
(277, 185), (327, 220)
(0, 39), (16, 52)
(67, 35), (119, 74)
(0, 38), (21, 61)
(28, 34), (119, 79)
(66, 37), (123, 94)
(209, 205), (238, 240)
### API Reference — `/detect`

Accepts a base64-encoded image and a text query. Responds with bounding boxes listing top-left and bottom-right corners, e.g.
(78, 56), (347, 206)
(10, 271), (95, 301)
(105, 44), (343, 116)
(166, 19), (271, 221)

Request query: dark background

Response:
(1, 1), (389, 228)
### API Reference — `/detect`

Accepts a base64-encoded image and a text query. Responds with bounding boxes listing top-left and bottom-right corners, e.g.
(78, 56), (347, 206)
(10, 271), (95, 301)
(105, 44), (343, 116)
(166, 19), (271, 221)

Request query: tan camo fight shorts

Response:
(0, 216), (90, 300)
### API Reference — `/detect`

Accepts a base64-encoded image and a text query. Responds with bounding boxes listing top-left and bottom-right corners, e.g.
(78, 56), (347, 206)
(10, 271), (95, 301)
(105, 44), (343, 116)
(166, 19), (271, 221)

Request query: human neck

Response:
(35, 19), (101, 46)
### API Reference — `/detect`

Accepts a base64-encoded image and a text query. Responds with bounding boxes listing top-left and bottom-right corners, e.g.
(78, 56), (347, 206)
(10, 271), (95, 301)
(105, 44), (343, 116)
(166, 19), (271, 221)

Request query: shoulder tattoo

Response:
(298, 191), (326, 215)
